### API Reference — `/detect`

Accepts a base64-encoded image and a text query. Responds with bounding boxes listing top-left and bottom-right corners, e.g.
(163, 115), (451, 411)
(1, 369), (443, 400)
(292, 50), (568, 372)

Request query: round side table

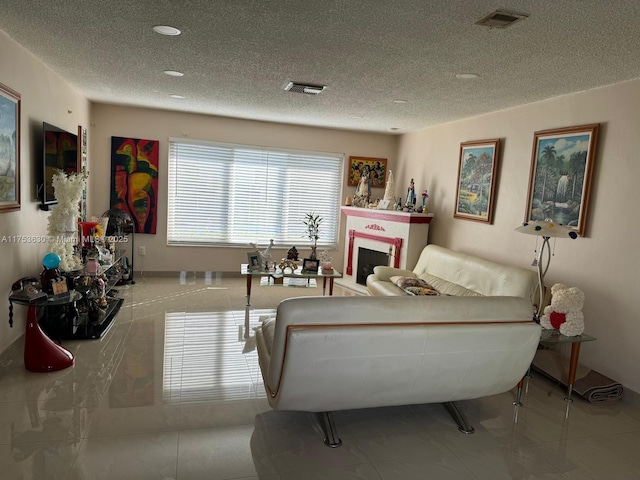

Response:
(9, 293), (79, 372)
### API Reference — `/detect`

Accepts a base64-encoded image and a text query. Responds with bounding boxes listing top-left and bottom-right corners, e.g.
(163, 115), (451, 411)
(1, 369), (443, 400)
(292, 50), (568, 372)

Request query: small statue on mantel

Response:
(383, 170), (396, 205)
(405, 178), (416, 207)
(352, 166), (371, 208)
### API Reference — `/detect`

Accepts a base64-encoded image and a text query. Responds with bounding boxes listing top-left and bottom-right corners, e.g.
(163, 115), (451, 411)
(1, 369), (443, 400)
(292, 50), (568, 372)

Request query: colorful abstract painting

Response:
(110, 137), (159, 234)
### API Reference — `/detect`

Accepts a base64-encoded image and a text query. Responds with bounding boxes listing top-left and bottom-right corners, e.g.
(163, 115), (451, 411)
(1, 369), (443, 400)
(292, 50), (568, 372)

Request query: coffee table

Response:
(241, 264), (342, 306)
(240, 264), (343, 340)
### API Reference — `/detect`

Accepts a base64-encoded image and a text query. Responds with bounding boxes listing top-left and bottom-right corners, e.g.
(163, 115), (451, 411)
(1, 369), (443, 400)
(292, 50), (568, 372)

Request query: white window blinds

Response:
(167, 139), (343, 247)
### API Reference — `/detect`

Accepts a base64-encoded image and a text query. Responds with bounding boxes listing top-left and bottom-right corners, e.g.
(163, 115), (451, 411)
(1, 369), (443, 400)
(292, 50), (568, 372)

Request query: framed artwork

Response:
(247, 251), (261, 271)
(0, 83), (21, 213)
(111, 136), (159, 234)
(78, 126), (88, 221)
(454, 139), (500, 223)
(525, 124), (599, 236)
(348, 156), (387, 187)
(302, 258), (319, 272)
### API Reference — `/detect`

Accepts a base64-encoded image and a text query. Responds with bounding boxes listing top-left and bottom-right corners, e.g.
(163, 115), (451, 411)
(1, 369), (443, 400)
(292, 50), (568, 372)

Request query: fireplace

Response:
(337, 207), (433, 294)
(356, 248), (389, 286)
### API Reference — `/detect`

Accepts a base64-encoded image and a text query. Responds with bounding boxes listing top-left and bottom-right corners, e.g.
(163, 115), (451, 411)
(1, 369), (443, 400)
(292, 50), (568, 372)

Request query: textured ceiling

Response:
(1, 0), (640, 134)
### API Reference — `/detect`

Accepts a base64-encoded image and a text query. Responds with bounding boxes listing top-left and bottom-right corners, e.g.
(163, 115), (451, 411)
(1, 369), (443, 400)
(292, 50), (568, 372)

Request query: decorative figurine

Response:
(383, 170), (395, 200)
(319, 250), (333, 272)
(249, 239), (275, 265)
(287, 246), (299, 260)
(353, 166), (371, 207)
(405, 178), (416, 206)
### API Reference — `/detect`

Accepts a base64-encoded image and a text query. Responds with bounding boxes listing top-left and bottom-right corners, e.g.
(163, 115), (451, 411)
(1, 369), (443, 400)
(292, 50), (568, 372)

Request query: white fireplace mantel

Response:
(337, 206), (434, 294)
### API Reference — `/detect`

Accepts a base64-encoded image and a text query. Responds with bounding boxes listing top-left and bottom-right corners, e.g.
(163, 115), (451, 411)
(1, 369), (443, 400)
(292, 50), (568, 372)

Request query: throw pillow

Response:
(389, 276), (440, 296)
(404, 286), (440, 296)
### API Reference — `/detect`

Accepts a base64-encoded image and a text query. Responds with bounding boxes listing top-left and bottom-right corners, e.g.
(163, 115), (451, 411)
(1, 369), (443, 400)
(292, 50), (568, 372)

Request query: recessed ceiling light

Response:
(351, 115), (364, 119)
(164, 70), (184, 77)
(153, 25), (181, 36)
(389, 127), (401, 131)
(169, 94), (185, 99)
(392, 99), (408, 104)
(456, 73), (480, 79)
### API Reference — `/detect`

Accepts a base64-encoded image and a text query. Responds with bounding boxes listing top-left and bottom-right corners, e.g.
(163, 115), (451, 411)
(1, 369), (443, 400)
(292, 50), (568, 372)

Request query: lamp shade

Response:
(516, 220), (578, 239)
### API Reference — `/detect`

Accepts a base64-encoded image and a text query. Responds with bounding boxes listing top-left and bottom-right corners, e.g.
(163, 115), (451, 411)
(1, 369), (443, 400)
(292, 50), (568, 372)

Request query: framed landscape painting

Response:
(525, 124), (599, 236)
(454, 139), (500, 223)
(0, 83), (21, 213)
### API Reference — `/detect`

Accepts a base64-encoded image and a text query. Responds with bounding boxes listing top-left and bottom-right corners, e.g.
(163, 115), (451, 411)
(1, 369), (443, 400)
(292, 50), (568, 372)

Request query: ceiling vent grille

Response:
(284, 82), (326, 95)
(475, 10), (528, 29)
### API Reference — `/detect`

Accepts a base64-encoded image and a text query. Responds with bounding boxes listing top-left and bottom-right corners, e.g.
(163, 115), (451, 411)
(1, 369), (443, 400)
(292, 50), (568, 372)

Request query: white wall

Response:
(0, 32), (90, 353)
(396, 79), (640, 393)
(89, 104), (397, 273)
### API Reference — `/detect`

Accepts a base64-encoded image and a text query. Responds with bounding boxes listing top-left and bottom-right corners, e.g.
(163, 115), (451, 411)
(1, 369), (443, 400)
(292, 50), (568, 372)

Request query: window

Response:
(168, 138), (343, 248)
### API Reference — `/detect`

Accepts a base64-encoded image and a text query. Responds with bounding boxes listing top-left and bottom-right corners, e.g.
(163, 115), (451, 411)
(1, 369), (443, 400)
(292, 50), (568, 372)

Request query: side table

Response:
(537, 329), (597, 402)
(9, 293), (79, 372)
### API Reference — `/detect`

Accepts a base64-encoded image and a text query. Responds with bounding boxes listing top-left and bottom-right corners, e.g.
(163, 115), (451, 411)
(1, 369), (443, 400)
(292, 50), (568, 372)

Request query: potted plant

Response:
(303, 212), (322, 260)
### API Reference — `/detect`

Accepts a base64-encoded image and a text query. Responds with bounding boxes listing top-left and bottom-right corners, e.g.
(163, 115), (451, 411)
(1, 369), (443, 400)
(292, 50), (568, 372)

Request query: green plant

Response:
(303, 212), (323, 246)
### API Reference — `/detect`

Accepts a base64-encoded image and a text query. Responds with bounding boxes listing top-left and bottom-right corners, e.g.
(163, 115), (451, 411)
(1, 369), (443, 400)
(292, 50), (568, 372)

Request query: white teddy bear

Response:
(539, 283), (585, 336)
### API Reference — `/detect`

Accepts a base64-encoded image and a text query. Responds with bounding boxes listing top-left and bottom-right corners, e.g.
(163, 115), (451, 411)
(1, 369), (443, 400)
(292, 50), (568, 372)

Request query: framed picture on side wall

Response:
(0, 82), (21, 213)
(525, 124), (599, 237)
(454, 139), (500, 224)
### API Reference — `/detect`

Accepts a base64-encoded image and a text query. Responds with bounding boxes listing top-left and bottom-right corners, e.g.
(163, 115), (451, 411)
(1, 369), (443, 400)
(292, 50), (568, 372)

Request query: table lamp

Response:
(516, 220), (578, 321)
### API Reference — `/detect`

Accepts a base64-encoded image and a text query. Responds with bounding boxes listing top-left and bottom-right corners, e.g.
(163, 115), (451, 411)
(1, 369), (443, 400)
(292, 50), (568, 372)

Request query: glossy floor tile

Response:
(1, 274), (639, 480)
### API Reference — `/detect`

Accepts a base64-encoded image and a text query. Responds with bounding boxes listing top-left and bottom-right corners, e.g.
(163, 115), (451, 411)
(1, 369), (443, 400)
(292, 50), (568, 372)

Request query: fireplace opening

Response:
(357, 247), (389, 286)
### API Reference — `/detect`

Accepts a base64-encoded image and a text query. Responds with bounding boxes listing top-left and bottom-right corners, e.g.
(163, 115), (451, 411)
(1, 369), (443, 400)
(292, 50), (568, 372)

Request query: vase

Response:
(310, 245), (317, 260)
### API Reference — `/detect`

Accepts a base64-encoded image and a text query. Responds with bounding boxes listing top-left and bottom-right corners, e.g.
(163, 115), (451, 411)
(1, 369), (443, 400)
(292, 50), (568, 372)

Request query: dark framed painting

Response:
(0, 82), (21, 213)
(525, 124), (599, 236)
(110, 136), (159, 233)
(302, 258), (319, 273)
(348, 156), (387, 187)
(454, 139), (500, 223)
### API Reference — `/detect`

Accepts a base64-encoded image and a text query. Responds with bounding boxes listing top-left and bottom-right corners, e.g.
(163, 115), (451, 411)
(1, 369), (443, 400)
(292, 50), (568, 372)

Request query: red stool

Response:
(24, 304), (74, 372)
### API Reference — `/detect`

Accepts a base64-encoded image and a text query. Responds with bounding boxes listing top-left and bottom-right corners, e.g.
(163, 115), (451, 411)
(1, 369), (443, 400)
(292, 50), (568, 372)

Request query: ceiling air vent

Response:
(475, 10), (528, 29)
(284, 82), (326, 95)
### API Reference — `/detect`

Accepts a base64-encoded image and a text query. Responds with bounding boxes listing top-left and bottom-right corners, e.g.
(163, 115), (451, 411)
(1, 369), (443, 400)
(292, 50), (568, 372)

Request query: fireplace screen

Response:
(357, 248), (389, 285)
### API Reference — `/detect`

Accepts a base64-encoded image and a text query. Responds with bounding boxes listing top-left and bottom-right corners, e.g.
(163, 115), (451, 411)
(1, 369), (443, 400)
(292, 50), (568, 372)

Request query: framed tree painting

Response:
(525, 124), (599, 236)
(348, 156), (387, 187)
(454, 139), (500, 223)
(0, 82), (21, 213)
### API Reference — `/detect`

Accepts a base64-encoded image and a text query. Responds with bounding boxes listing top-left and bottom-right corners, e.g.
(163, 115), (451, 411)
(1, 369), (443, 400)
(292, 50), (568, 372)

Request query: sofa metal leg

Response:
(319, 411), (343, 448)
(443, 402), (475, 434)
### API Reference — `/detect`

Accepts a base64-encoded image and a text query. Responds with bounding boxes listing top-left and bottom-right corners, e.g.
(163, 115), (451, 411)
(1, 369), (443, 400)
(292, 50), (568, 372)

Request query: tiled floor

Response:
(1, 274), (640, 479)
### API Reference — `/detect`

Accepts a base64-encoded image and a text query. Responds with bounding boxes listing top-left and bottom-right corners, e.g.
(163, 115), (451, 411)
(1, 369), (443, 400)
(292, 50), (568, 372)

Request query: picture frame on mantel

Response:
(348, 156), (387, 187)
(0, 82), (21, 213)
(525, 124), (599, 237)
(454, 139), (500, 224)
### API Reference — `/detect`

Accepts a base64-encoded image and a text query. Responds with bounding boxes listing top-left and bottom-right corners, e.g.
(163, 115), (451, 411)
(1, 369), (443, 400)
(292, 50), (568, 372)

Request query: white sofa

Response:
(367, 244), (538, 300)
(255, 294), (541, 446)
